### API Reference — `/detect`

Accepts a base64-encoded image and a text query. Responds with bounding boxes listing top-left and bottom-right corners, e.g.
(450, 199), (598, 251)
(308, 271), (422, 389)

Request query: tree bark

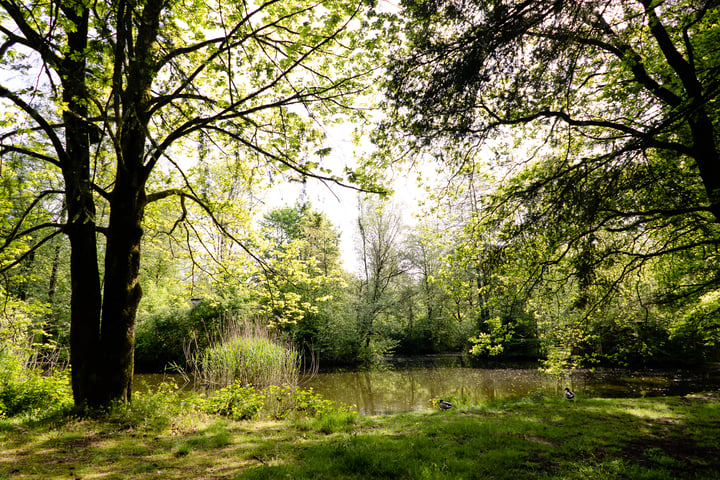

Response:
(99, 181), (146, 403)
(689, 112), (720, 222)
(92, 0), (162, 403)
(60, 3), (104, 406)
(61, 0), (158, 406)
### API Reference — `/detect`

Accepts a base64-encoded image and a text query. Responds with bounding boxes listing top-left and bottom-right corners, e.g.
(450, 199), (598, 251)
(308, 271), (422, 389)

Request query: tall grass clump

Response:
(194, 319), (300, 388)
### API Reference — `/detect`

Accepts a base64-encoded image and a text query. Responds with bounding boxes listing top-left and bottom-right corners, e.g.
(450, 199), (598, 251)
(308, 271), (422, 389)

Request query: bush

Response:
(0, 351), (73, 419)
(205, 383), (265, 420)
(95, 381), (207, 430)
(135, 309), (195, 372)
(263, 385), (352, 420)
(135, 299), (243, 372)
(205, 383), (353, 422)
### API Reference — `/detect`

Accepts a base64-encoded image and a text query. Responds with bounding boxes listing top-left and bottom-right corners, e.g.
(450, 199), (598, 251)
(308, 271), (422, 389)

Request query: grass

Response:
(194, 320), (300, 388)
(1, 393), (719, 479)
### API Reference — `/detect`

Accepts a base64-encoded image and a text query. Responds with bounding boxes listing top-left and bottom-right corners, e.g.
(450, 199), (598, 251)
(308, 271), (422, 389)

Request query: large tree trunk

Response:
(99, 183), (146, 403)
(60, 4), (106, 407)
(63, 0), (160, 407)
(95, 0), (163, 403)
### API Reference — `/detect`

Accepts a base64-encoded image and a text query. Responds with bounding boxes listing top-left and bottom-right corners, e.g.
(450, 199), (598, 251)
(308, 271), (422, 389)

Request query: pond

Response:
(135, 356), (720, 415)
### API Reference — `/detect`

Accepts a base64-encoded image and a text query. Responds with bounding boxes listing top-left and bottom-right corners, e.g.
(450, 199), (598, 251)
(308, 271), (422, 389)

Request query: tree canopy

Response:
(384, 0), (720, 306)
(3, 0), (720, 402)
(0, 0), (385, 406)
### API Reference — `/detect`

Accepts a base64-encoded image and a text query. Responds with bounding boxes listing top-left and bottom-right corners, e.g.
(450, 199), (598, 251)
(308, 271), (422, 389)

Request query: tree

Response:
(262, 201), (342, 275)
(402, 222), (466, 353)
(355, 197), (406, 352)
(259, 202), (346, 348)
(0, 0), (382, 406)
(384, 0), (720, 310)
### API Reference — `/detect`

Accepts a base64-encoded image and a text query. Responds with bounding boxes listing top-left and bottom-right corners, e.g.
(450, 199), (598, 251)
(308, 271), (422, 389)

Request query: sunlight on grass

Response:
(584, 398), (682, 421)
(2, 394), (719, 480)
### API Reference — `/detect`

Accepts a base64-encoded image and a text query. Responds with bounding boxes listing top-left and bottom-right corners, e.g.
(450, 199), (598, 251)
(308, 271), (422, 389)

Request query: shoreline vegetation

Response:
(1, 389), (718, 480)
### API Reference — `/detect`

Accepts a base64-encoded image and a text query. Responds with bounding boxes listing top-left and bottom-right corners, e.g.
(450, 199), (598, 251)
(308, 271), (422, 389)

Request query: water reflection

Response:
(134, 358), (720, 416)
(303, 360), (720, 415)
(304, 367), (561, 415)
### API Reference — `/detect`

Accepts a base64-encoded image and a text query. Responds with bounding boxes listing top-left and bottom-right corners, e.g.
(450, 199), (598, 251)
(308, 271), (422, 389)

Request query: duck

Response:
(564, 388), (575, 400)
(438, 399), (453, 410)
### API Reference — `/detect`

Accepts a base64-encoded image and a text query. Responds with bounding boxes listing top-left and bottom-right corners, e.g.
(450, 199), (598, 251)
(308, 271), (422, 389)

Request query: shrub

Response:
(96, 381), (207, 431)
(205, 383), (265, 420)
(135, 309), (195, 372)
(262, 385), (352, 420)
(135, 298), (245, 372)
(195, 320), (299, 387)
(205, 383), (353, 422)
(0, 350), (73, 419)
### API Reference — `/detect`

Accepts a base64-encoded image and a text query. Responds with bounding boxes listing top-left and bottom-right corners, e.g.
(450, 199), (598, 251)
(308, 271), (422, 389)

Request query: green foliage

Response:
(79, 381), (207, 432)
(205, 383), (353, 422)
(1, 0), (389, 407)
(0, 290), (72, 419)
(469, 320), (513, 357)
(258, 203), (347, 347)
(314, 302), (367, 365)
(263, 385), (353, 420)
(195, 320), (299, 388)
(377, 0), (720, 370)
(135, 298), (250, 372)
(671, 290), (720, 363)
(135, 308), (197, 372)
(0, 351), (72, 419)
(205, 383), (265, 421)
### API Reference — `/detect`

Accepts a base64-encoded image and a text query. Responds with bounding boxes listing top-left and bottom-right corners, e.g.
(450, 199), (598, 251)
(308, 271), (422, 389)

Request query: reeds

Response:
(193, 319), (300, 388)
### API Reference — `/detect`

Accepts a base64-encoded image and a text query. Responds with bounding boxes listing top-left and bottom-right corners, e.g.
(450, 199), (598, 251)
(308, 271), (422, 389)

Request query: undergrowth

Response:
(0, 350), (73, 420)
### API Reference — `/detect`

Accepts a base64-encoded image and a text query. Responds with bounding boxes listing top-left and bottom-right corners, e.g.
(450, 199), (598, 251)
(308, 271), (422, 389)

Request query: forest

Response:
(1, 0), (720, 413)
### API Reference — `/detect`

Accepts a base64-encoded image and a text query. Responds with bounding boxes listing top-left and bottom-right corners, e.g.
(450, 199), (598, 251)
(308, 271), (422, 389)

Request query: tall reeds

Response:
(192, 319), (299, 388)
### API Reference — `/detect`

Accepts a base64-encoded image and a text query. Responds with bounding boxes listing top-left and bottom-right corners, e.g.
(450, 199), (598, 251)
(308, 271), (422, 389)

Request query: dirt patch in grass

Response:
(521, 434), (557, 446)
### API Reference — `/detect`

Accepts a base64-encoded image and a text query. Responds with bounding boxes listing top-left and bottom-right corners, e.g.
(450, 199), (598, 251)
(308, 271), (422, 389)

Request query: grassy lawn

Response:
(1, 393), (719, 479)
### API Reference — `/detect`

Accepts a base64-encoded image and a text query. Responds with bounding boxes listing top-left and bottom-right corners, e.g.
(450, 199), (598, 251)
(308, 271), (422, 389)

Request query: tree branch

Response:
(0, 0), (62, 67)
(0, 228), (65, 274)
(145, 188), (271, 273)
(0, 84), (68, 165)
(480, 103), (693, 156)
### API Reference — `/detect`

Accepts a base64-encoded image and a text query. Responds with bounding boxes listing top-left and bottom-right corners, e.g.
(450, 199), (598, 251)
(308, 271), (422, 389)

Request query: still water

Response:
(135, 356), (720, 416)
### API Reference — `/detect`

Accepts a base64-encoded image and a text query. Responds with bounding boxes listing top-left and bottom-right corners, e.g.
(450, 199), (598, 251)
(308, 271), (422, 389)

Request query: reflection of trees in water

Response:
(308, 367), (561, 414)
(134, 364), (720, 415)
(353, 370), (430, 414)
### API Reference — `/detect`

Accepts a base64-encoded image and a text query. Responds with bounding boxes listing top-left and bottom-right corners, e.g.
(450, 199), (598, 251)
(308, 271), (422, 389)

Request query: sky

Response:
(261, 124), (424, 274)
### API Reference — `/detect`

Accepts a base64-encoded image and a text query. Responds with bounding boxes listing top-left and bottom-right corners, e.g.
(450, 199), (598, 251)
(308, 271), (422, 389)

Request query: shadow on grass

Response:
(1, 395), (719, 480)
(236, 396), (720, 480)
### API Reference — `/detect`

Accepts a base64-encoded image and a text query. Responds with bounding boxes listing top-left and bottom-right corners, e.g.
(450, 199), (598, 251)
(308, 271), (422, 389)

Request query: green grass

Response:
(195, 322), (300, 388)
(1, 394), (719, 479)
